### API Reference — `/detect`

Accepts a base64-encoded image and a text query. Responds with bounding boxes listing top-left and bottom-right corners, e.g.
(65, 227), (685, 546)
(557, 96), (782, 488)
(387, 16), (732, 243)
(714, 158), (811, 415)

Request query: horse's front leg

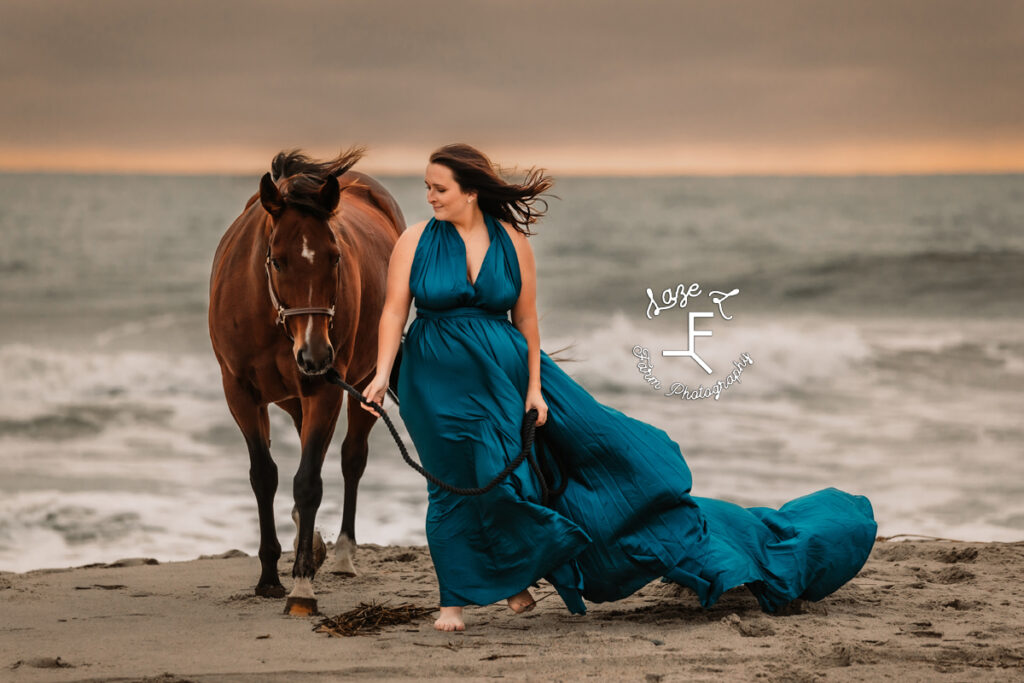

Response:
(221, 373), (284, 598)
(332, 392), (377, 575)
(284, 385), (343, 616)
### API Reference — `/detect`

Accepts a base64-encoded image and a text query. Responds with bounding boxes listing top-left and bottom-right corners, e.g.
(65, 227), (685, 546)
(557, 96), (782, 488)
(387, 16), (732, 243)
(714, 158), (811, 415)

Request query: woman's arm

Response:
(507, 223), (548, 425)
(360, 221), (425, 414)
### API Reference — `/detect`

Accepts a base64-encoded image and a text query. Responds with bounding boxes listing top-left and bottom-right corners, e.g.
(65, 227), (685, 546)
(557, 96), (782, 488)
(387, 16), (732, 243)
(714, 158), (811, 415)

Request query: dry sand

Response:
(2, 539), (1023, 682)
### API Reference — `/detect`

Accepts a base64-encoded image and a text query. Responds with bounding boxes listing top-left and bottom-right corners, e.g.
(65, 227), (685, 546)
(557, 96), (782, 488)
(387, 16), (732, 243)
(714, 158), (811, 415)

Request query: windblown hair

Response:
(428, 143), (556, 236)
(268, 146), (366, 219)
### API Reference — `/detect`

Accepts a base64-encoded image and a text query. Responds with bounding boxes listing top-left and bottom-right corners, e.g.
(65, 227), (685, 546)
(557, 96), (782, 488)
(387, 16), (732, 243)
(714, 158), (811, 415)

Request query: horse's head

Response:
(260, 171), (342, 376)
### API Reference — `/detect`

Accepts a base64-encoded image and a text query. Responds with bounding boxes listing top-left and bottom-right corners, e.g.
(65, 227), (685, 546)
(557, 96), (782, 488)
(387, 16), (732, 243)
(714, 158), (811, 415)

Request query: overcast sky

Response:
(2, 0), (1022, 174)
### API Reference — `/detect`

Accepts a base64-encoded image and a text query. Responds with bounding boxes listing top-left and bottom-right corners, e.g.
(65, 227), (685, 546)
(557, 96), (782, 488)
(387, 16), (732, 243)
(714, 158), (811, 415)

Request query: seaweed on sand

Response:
(313, 601), (437, 637)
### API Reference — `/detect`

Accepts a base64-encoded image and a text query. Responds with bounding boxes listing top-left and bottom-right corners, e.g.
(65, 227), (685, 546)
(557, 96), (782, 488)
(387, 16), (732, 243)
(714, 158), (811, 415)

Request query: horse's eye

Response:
(271, 258), (282, 271)
(330, 254), (340, 266)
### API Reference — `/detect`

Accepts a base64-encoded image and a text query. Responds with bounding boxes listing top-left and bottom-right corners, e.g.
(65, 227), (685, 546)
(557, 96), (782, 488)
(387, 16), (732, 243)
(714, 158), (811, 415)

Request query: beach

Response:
(2, 174), (1022, 681)
(4, 3), (1023, 679)
(2, 539), (1022, 682)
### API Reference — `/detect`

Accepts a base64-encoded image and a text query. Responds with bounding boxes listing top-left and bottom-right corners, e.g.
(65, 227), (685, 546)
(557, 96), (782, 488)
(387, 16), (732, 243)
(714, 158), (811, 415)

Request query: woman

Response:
(361, 143), (876, 632)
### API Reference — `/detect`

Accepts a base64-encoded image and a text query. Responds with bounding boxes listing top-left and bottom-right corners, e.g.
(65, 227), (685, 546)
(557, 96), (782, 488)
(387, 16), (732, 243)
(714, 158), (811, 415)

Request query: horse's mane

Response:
(269, 146), (366, 219)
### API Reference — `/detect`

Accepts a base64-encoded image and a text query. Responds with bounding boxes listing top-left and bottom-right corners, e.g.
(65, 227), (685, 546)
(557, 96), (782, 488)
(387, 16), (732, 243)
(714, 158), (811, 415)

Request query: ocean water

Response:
(1, 172), (1022, 573)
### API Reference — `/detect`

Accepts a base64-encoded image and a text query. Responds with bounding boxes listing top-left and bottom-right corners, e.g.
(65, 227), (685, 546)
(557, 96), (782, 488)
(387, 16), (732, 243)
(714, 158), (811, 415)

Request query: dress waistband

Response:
(415, 307), (509, 321)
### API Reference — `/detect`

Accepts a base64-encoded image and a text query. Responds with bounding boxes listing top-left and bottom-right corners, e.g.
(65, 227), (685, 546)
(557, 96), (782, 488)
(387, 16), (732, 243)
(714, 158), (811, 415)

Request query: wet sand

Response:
(2, 539), (1022, 681)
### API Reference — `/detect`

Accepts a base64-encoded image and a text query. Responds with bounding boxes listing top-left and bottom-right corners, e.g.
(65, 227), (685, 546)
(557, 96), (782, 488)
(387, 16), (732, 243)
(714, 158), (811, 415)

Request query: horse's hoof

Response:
(255, 584), (286, 599)
(284, 596), (319, 617)
(331, 535), (357, 576)
(330, 555), (357, 577)
(313, 531), (327, 569)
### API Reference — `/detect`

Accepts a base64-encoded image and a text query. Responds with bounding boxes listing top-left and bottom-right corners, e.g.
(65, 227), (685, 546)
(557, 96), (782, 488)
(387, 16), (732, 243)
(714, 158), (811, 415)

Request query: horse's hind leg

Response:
(223, 374), (284, 598)
(286, 386), (343, 616)
(332, 393), (376, 576)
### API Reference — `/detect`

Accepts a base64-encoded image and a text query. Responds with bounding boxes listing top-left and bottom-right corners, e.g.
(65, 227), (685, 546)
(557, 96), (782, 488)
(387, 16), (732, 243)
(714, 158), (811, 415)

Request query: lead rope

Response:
(323, 368), (554, 504)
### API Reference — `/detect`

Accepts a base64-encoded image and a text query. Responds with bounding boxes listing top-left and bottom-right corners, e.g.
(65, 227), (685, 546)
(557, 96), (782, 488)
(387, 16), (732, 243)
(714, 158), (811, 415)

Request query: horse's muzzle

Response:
(296, 345), (334, 376)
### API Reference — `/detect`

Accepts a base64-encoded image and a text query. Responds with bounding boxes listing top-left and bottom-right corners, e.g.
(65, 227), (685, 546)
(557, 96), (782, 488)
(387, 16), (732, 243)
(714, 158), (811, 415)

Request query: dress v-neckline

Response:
(447, 217), (493, 288)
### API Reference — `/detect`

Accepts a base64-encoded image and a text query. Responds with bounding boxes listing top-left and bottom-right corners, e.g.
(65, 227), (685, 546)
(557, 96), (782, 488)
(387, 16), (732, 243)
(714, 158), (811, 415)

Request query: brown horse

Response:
(209, 148), (404, 614)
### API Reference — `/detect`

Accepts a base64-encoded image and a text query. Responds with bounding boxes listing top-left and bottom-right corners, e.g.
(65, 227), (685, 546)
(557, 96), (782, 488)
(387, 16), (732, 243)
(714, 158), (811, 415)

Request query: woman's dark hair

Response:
(428, 143), (556, 235)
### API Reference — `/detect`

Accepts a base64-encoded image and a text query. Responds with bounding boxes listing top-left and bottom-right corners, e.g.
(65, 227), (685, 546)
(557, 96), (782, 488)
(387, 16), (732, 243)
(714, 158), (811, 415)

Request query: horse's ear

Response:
(319, 175), (341, 215)
(260, 172), (284, 219)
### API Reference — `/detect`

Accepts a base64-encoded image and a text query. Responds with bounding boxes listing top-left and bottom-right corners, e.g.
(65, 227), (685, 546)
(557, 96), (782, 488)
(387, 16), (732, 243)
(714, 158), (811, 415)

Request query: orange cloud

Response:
(2, 140), (1021, 176)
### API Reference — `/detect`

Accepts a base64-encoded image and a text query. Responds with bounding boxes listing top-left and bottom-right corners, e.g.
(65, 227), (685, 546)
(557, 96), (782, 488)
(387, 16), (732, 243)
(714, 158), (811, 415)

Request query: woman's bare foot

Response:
(434, 606), (465, 631)
(507, 588), (536, 614)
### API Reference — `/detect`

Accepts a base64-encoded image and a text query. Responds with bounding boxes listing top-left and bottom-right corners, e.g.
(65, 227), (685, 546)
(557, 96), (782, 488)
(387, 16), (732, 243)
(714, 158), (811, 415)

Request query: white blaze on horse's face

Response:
(268, 213), (341, 376)
(301, 236), (315, 264)
(303, 285), (314, 356)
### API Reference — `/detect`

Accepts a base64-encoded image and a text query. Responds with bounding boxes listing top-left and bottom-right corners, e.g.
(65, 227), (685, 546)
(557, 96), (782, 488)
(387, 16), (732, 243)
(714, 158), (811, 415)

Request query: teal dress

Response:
(398, 213), (876, 613)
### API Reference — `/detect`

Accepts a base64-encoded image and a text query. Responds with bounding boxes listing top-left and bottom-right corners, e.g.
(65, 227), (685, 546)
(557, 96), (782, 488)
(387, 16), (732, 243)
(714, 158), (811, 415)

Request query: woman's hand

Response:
(360, 373), (390, 417)
(525, 387), (548, 427)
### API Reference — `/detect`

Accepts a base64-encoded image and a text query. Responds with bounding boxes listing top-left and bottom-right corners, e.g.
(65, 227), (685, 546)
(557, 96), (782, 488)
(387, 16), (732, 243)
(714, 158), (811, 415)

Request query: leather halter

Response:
(265, 245), (337, 336)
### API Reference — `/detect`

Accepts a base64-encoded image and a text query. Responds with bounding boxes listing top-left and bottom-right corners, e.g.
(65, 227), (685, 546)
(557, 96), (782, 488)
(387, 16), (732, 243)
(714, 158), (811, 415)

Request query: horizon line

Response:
(4, 141), (1024, 178)
(2, 166), (1023, 179)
